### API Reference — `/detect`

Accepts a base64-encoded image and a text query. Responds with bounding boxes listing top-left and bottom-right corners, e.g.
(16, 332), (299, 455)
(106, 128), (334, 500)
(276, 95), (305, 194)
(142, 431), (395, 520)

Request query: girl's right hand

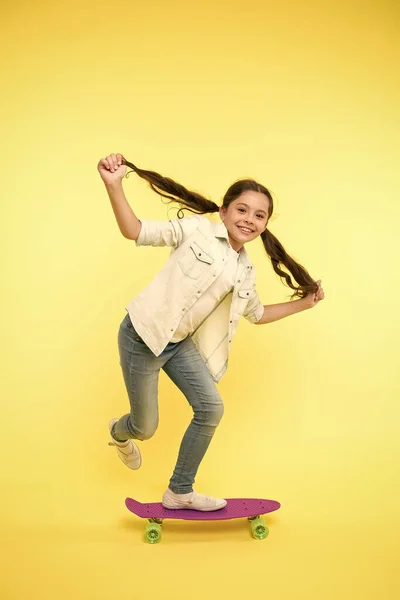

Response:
(97, 153), (127, 185)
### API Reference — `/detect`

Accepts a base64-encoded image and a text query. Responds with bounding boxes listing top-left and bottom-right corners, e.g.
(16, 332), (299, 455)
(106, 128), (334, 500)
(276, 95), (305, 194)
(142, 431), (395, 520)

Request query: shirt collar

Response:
(213, 220), (253, 270)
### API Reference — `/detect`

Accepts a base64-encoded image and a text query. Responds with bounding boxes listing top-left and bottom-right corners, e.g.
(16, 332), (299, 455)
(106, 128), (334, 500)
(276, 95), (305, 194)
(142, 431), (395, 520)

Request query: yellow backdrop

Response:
(1, 0), (399, 598)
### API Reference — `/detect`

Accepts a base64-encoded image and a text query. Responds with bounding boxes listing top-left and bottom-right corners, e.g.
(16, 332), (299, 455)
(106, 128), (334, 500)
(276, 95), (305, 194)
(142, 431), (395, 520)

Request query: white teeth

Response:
(238, 226), (252, 233)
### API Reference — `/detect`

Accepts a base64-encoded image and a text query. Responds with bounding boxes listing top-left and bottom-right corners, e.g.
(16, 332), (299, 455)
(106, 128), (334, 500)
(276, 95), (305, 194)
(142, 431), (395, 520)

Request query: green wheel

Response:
(145, 521), (162, 544)
(249, 517), (269, 540)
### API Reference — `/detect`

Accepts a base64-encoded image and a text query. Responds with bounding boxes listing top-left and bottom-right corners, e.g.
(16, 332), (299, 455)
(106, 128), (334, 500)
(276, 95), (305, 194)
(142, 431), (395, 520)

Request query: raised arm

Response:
(104, 180), (142, 240)
(97, 153), (142, 240)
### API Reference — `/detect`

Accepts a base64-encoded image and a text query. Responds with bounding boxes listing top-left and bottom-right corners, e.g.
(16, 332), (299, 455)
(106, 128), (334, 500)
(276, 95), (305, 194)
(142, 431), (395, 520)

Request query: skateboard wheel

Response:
(145, 522), (162, 544)
(249, 517), (269, 540)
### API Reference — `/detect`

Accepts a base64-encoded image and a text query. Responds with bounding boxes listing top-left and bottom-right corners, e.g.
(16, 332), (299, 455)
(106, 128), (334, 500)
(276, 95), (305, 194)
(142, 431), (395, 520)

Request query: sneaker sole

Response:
(161, 502), (227, 511)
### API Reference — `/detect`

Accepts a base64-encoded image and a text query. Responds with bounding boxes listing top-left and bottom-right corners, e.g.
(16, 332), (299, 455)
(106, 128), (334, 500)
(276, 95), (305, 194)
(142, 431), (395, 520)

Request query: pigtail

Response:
(261, 228), (318, 300)
(121, 158), (219, 217)
(121, 158), (318, 299)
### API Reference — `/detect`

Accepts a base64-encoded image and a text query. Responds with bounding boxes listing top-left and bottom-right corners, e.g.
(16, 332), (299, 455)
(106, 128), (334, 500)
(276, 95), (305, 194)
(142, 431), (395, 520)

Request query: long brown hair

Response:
(121, 158), (318, 300)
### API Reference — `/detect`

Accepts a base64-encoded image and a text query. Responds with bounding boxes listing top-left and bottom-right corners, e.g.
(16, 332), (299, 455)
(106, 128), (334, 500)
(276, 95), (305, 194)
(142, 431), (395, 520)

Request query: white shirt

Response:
(171, 245), (240, 342)
(125, 214), (264, 382)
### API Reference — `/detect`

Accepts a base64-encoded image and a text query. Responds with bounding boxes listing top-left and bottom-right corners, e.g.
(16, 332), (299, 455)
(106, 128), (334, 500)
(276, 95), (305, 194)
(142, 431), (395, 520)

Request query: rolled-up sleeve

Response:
(242, 286), (264, 324)
(135, 215), (201, 248)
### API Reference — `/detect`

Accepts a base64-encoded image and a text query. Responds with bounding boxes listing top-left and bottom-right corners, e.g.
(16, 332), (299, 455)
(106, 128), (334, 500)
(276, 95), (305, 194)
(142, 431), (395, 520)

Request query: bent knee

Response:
(136, 428), (157, 441)
(198, 400), (224, 427)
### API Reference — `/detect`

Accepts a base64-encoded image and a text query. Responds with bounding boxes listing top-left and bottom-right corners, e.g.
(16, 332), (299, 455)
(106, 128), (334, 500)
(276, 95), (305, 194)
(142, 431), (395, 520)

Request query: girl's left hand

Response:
(302, 280), (325, 309)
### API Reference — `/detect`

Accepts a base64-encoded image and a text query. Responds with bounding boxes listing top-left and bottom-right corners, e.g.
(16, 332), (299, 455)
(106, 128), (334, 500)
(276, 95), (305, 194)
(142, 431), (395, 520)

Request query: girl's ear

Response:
(219, 206), (225, 221)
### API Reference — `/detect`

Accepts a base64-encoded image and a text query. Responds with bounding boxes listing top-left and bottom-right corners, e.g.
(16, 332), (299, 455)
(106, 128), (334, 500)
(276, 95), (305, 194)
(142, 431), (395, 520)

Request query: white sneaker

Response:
(162, 488), (227, 511)
(108, 418), (142, 470)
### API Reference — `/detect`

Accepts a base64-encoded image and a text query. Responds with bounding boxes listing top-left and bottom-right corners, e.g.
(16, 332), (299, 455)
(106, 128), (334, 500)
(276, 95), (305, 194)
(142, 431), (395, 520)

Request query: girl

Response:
(97, 152), (324, 511)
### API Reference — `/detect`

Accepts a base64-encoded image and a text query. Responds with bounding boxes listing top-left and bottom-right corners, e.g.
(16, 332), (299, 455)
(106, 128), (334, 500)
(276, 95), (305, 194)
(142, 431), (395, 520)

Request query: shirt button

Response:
(230, 320), (232, 323)
(238, 280), (241, 283)
(197, 290), (201, 294)
(182, 308), (185, 311)
(171, 328), (174, 332)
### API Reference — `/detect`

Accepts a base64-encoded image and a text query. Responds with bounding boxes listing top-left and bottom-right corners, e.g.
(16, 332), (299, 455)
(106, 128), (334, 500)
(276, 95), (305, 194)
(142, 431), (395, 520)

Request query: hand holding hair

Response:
(97, 153), (127, 185)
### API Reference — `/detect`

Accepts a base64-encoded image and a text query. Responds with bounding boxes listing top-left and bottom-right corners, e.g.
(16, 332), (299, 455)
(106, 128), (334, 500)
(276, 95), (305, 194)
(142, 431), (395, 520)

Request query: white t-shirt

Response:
(171, 246), (241, 342)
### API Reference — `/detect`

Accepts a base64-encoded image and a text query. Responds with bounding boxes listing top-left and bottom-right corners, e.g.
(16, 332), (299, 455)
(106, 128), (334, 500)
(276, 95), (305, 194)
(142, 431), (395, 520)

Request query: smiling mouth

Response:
(237, 225), (254, 234)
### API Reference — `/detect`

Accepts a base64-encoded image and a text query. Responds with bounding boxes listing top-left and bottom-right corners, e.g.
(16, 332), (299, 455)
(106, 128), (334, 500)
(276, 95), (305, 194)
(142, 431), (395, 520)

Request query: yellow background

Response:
(1, 0), (399, 598)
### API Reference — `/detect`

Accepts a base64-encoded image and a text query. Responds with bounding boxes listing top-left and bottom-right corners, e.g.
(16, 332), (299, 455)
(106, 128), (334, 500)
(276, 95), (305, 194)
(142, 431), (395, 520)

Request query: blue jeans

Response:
(112, 312), (225, 494)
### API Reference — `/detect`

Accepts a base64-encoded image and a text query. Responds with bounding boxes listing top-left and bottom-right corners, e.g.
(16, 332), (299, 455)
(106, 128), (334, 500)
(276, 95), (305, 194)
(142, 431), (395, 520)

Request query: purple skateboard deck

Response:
(125, 497), (281, 520)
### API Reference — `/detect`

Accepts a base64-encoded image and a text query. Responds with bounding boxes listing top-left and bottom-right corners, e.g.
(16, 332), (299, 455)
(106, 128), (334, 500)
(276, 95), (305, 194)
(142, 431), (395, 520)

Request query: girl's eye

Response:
(238, 208), (264, 219)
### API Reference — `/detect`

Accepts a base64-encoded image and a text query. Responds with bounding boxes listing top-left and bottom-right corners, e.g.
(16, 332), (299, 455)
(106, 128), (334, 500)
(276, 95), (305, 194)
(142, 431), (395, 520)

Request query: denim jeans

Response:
(112, 312), (224, 494)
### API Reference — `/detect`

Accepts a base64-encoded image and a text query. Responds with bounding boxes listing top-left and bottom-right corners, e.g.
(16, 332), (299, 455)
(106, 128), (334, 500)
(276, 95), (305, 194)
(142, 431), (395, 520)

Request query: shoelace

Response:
(188, 492), (215, 505)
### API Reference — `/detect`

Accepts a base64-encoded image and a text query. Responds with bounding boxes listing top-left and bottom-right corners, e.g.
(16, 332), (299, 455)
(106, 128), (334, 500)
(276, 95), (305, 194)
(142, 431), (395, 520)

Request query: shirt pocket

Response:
(177, 241), (214, 279)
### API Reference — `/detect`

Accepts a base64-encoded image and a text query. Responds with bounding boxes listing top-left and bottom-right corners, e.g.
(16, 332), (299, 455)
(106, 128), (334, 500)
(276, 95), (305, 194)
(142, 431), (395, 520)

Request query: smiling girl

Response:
(97, 153), (324, 511)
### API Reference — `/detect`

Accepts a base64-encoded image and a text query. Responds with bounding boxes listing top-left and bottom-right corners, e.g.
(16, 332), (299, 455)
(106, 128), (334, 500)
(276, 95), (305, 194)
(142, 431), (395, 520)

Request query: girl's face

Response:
(219, 191), (269, 252)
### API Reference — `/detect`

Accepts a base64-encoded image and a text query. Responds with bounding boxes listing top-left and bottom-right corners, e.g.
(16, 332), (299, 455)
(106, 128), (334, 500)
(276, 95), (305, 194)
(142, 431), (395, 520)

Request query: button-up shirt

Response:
(171, 244), (241, 342)
(125, 214), (264, 382)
